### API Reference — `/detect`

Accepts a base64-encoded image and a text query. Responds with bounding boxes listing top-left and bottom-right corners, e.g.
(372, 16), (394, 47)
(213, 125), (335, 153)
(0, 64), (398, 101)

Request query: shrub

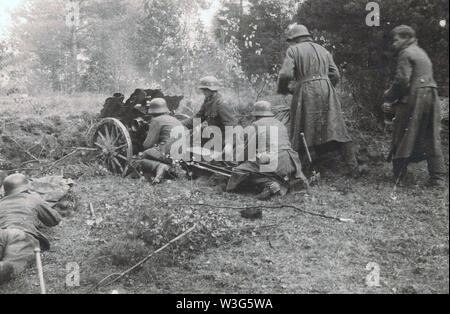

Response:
(297, 0), (449, 118)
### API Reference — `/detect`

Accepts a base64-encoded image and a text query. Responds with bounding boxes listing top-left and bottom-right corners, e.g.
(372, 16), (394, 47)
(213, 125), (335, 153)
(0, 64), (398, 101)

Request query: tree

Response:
(214, 0), (300, 99)
(296, 0), (449, 115)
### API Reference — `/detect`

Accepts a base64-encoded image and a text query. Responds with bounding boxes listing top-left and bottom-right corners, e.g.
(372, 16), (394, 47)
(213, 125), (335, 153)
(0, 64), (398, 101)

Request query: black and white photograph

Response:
(0, 0), (448, 298)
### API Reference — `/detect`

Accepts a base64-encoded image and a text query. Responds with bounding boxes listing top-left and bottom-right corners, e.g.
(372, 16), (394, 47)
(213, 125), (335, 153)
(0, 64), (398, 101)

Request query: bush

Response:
(297, 0), (449, 117)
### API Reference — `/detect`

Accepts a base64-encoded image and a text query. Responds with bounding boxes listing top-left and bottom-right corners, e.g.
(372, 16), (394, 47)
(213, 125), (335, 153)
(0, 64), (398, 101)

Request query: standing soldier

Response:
(278, 24), (360, 178)
(382, 25), (446, 187)
(133, 98), (186, 184)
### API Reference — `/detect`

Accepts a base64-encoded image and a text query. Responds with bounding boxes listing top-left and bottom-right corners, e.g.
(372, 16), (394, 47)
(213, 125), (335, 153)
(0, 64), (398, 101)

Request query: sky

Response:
(199, 0), (221, 28)
(0, 0), (22, 38)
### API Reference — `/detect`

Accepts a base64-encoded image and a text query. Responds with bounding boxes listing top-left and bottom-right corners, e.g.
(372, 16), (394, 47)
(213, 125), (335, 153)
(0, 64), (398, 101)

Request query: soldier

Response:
(382, 25), (446, 187)
(0, 174), (61, 284)
(226, 101), (309, 200)
(278, 24), (360, 178)
(182, 76), (237, 157)
(133, 98), (186, 184)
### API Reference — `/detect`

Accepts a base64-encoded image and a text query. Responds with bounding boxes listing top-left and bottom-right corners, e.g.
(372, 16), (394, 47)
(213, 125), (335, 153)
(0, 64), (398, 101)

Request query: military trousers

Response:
(0, 228), (39, 283)
(393, 155), (446, 181)
(311, 141), (359, 172)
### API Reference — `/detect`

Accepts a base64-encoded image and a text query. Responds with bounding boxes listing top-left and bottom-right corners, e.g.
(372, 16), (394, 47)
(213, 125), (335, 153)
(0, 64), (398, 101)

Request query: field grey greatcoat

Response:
(384, 39), (444, 164)
(278, 37), (352, 152)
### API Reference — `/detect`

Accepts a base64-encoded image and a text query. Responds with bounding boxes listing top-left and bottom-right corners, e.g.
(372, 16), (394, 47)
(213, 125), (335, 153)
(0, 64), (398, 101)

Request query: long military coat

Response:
(385, 40), (443, 162)
(278, 38), (352, 152)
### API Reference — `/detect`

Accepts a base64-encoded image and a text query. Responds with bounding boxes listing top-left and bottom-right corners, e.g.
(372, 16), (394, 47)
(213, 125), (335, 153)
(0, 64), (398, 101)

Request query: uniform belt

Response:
(300, 75), (328, 84)
(415, 76), (437, 88)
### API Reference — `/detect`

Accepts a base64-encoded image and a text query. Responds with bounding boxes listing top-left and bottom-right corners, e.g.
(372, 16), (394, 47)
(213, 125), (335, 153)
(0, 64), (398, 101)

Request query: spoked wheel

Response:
(87, 118), (133, 175)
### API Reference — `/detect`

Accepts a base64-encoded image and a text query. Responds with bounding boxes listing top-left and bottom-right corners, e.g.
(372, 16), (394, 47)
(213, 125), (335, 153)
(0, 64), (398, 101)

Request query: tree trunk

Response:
(70, 26), (78, 94)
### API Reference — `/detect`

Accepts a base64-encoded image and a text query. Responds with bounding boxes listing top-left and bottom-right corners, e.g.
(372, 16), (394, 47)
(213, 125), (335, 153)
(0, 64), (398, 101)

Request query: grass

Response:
(0, 93), (106, 118)
(0, 93), (448, 294)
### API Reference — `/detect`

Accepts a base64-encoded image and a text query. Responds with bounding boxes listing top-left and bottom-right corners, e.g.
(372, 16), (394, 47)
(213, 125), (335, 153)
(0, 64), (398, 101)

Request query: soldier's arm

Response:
(385, 50), (412, 101)
(143, 120), (162, 149)
(278, 48), (295, 95)
(182, 103), (205, 129)
(37, 200), (61, 227)
(328, 53), (341, 87)
(218, 102), (237, 127)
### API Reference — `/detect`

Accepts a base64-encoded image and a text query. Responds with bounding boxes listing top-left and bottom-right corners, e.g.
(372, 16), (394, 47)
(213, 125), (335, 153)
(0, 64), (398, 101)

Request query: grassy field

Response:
(0, 94), (448, 294)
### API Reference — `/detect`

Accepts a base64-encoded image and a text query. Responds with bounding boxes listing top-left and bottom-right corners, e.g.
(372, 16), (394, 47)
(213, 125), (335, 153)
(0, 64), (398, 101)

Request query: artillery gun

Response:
(87, 88), (188, 175)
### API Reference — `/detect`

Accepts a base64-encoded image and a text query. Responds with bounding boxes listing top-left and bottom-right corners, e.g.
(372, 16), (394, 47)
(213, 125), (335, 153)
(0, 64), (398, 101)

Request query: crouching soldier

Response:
(133, 98), (186, 184)
(383, 25), (446, 187)
(0, 174), (61, 284)
(226, 101), (309, 200)
(182, 76), (237, 157)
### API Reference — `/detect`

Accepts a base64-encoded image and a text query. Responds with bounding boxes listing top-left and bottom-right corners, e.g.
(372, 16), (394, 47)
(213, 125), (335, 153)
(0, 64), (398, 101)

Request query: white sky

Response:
(0, 0), (22, 38)
(199, 0), (221, 28)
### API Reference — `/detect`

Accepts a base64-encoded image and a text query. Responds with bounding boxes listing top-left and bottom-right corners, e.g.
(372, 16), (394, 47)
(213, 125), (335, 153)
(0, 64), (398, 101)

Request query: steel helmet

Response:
(198, 76), (220, 91)
(2, 173), (29, 196)
(286, 24), (311, 41)
(147, 98), (170, 114)
(252, 100), (274, 117)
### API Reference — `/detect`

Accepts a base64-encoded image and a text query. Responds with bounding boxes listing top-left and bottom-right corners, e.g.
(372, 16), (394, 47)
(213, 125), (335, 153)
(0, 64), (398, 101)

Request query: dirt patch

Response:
(0, 163), (448, 294)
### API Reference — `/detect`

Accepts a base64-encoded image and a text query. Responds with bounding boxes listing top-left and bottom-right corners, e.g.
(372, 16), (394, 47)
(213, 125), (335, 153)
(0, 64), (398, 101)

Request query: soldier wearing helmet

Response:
(0, 174), (61, 283)
(226, 101), (309, 200)
(278, 24), (361, 178)
(182, 76), (237, 156)
(133, 98), (186, 184)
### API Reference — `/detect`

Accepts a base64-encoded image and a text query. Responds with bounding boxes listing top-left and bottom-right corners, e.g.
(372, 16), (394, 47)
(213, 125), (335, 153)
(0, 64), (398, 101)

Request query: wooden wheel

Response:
(87, 118), (133, 175)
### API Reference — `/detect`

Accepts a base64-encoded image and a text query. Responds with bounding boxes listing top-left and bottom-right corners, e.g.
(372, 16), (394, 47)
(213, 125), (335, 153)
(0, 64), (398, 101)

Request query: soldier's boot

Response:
(0, 262), (14, 284)
(392, 158), (408, 184)
(426, 155), (446, 188)
(256, 181), (281, 201)
(339, 142), (361, 178)
(392, 158), (419, 186)
(152, 164), (170, 184)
